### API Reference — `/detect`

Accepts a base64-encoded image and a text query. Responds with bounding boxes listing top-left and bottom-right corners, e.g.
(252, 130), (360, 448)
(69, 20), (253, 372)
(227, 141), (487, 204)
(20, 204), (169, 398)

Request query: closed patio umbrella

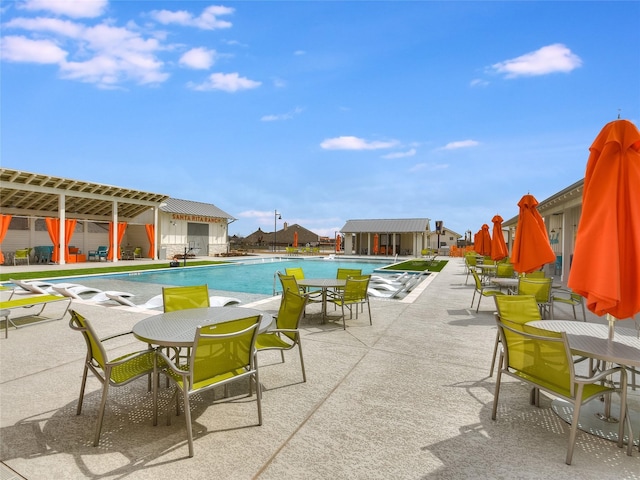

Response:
(510, 194), (555, 274)
(335, 234), (341, 252)
(293, 231), (298, 248)
(481, 224), (492, 256)
(491, 215), (508, 261)
(373, 234), (379, 254)
(568, 119), (640, 337)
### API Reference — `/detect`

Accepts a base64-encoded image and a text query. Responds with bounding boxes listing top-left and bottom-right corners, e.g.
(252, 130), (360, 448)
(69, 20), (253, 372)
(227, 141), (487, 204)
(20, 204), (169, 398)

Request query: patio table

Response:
(297, 278), (346, 323)
(527, 320), (639, 452)
(132, 306), (273, 348)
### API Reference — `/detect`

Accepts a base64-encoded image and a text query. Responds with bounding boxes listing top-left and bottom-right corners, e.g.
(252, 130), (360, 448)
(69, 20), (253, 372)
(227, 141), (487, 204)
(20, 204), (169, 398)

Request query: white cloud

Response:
(3, 14), (170, 87)
(470, 78), (489, 87)
(490, 43), (582, 78)
(19, 0), (108, 18)
(294, 50), (306, 56)
(5, 17), (84, 37)
(189, 72), (261, 92)
(381, 148), (416, 159)
(180, 47), (216, 69)
(150, 5), (234, 30)
(439, 140), (479, 150)
(409, 162), (449, 173)
(0, 35), (67, 63)
(261, 107), (303, 122)
(320, 136), (398, 150)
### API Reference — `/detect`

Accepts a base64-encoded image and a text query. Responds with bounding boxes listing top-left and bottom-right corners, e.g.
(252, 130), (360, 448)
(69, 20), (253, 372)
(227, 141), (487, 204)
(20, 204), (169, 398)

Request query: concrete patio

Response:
(1, 257), (638, 479)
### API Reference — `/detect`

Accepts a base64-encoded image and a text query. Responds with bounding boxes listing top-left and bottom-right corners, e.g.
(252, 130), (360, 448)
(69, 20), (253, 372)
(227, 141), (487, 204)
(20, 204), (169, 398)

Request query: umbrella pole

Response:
(607, 313), (615, 341)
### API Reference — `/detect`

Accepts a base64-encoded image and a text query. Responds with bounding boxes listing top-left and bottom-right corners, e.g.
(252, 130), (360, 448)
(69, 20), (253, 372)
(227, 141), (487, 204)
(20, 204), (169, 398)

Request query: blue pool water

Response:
(59, 258), (393, 296)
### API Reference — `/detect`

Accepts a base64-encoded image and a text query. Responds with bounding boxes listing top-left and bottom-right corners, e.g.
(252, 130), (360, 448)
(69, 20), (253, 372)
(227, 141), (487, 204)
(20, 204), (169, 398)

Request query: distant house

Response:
(426, 227), (463, 250)
(239, 223), (321, 251)
(340, 218), (431, 257)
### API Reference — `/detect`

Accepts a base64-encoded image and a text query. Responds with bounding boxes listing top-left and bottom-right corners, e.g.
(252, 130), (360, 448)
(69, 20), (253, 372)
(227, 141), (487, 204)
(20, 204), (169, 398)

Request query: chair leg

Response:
(76, 364), (89, 415)
(297, 340), (307, 383)
(566, 396), (583, 465)
(254, 371), (263, 426)
(489, 330), (500, 377)
(93, 381), (110, 447)
(475, 294), (482, 313)
(491, 356), (503, 420)
(183, 390), (194, 457)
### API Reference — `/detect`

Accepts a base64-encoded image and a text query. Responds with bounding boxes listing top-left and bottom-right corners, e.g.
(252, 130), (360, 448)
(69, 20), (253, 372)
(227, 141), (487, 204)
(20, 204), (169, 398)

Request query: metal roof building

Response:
(340, 218), (431, 257)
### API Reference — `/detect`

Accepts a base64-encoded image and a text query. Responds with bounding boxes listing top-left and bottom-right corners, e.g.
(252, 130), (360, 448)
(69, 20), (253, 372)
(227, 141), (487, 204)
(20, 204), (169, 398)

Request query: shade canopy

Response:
(568, 119), (640, 320)
(490, 215), (508, 261)
(293, 231), (298, 248)
(510, 194), (555, 273)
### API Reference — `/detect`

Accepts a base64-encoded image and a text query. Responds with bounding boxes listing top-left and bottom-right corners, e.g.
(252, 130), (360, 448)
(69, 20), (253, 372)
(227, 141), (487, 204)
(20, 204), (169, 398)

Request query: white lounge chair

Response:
(208, 295), (242, 307)
(105, 293), (241, 310)
(105, 293), (165, 310)
(9, 279), (53, 297)
(51, 286), (135, 303)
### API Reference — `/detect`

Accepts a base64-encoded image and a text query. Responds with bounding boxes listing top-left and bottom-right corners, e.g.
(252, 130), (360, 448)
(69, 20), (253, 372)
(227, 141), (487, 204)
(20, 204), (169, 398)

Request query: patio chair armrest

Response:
(156, 350), (190, 378)
(100, 330), (135, 342)
(575, 365), (625, 385)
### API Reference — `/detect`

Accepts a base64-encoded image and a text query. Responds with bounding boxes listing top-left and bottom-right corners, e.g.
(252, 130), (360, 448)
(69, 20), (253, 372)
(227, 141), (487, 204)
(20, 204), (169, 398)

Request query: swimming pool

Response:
(56, 257), (394, 296)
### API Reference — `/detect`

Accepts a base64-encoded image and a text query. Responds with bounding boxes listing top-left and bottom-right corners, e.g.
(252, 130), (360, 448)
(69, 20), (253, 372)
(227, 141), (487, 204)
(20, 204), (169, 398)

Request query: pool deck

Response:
(1, 256), (638, 479)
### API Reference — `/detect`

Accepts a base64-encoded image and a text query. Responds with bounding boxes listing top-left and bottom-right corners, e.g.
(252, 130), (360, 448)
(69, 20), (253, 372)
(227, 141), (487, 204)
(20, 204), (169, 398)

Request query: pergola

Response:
(0, 168), (169, 264)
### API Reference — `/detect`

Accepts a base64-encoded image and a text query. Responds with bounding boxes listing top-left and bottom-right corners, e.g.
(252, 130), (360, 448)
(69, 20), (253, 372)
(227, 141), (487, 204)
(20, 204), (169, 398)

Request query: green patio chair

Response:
(552, 289), (586, 322)
(68, 310), (156, 447)
(470, 269), (504, 313)
(517, 277), (553, 318)
(330, 275), (371, 329)
(156, 315), (262, 457)
(255, 289), (309, 383)
(162, 284), (210, 312)
(489, 295), (541, 376)
(13, 248), (31, 266)
(492, 318), (630, 465)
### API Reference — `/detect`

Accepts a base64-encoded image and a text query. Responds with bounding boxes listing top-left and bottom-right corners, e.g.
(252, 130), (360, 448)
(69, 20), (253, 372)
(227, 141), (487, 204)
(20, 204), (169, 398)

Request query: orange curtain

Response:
(0, 214), (12, 264)
(45, 218), (60, 263)
(108, 222), (128, 260)
(64, 219), (77, 262)
(373, 234), (379, 254)
(145, 224), (154, 259)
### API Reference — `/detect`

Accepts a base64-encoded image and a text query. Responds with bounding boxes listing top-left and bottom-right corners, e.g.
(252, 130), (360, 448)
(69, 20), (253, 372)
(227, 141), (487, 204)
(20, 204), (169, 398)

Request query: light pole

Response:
(273, 210), (281, 252)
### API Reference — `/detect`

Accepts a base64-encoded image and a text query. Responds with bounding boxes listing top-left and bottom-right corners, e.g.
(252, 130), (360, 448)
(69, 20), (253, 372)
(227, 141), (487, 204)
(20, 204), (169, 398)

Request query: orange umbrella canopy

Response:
(490, 215), (508, 261)
(568, 119), (640, 319)
(510, 194), (556, 273)
(293, 231), (298, 248)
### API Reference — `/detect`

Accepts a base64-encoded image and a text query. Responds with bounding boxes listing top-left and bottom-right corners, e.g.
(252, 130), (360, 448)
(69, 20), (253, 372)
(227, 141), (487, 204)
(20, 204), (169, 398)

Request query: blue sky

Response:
(2, 1), (639, 238)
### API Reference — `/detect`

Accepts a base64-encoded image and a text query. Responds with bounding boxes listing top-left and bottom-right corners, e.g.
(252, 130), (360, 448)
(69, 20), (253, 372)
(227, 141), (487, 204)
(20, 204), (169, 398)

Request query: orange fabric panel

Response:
(293, 231), (298, 248)
(568, 119), (640, 319)
(108, 222), (128, 260)
(63, 219), (76, 263)
(510, 194), (556, 274)
(0, 214), (12, 264)
(45, 218), (60, 263)
(373, 234), (379, 254)
(145, 224), (154, 259)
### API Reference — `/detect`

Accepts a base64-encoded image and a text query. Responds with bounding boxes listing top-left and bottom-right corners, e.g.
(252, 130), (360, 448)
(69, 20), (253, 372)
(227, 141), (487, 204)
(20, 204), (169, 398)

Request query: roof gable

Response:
(161, 198), (235, 220)
(341, 218), (431, 233)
